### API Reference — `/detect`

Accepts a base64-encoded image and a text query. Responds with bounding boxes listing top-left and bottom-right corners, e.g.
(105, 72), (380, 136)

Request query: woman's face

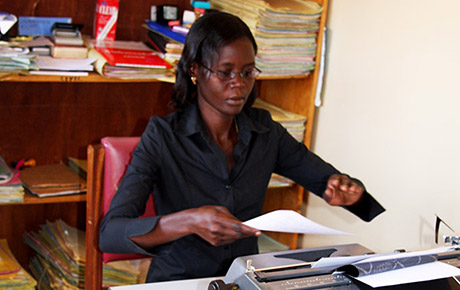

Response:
(194, 37), (256, 118)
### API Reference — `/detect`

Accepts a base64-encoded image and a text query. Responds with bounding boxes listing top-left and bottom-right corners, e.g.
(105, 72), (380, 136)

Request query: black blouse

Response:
(99, 103), (385, 282)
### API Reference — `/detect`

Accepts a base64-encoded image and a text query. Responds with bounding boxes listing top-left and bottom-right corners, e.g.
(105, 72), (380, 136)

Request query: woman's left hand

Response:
(323, 174), (364, 206)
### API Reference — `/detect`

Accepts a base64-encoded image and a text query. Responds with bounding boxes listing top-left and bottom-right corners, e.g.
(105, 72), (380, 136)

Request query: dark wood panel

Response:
(0, 0), (192, 41)
(262, 186), (303, 249)
(0, 81), (174, 165)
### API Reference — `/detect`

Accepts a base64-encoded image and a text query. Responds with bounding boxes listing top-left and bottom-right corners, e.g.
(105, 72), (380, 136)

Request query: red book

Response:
(94, 41), (172, 69)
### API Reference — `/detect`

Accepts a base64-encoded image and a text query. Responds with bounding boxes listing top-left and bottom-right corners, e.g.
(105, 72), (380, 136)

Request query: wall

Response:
(302, 0), (460, 253)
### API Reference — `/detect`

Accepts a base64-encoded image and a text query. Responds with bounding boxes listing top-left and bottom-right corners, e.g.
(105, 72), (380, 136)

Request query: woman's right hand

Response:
(130, 205), (261, 249)
(188, 205), (261, 246)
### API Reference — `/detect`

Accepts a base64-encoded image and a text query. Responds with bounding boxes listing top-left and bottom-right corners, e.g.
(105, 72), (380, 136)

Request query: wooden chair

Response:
(85, 137), (156, 290)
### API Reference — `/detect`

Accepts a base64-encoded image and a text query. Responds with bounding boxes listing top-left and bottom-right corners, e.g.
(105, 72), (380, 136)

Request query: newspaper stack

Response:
(24, 219), (150, 289)
(210, 0), (322, 76)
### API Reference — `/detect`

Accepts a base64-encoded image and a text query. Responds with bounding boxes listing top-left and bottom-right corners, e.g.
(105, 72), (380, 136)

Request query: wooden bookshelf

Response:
(0, 71), (308, 83)
(0, 0), (328, 272)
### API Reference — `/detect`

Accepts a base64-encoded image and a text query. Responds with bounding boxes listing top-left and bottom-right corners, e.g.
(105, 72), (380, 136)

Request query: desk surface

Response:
(109, 277), (222, 290)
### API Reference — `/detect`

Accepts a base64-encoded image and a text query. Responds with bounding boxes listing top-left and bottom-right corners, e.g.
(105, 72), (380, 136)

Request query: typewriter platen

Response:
(208, 243), (460, 290)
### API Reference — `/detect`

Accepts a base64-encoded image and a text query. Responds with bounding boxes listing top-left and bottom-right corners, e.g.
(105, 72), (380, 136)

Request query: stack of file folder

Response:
(210, 0), (323, 76)
(20, 163), (86, 198)
(253, 98), (307, 187)
(0, 238), (37, 289)
(24, 219), (150, 289)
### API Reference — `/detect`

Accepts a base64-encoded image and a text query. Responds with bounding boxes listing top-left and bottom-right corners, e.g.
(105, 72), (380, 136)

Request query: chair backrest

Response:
(85, 137), (156, 290)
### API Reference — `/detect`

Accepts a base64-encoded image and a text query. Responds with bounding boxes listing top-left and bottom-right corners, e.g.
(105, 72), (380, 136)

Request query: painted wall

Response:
(302, 0), (460, 253)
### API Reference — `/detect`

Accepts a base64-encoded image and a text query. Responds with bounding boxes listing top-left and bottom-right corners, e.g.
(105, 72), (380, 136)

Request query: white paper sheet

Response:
(35, 56), (96, 71)
(313, 246), (456, 269)
(243, 210), (350, 235)
(355, 261), (460, 288)
(312, 246), (460, 288)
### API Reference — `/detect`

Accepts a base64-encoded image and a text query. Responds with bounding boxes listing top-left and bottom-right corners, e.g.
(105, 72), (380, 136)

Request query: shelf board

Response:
(0, 72), (309, 83)
(0, 192), (87, 205)
(0, 72), (174, 83)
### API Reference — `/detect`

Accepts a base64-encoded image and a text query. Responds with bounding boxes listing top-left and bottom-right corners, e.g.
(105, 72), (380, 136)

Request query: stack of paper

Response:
(0, 42), (37, 74)
(0, 239), (37, 289)
(20, 163), (86, 198)
(253, 98), (307, 187)
(30, 56), (96, 77)
(24, 219), (150, 289)
(0, 156), (24, 203)
(210, 0), (323, 76)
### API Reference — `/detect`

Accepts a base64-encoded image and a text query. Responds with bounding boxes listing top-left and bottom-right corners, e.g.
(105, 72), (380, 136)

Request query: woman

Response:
(99, 11), (384, 282)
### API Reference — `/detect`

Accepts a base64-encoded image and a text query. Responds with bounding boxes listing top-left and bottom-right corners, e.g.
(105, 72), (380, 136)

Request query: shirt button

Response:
(225, 185), (232, 190)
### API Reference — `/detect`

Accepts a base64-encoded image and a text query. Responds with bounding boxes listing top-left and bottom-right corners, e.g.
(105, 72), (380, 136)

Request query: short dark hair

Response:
(171, 10), (258, 110)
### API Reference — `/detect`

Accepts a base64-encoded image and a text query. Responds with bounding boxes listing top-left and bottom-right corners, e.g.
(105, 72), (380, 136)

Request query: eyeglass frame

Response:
(197, 62), (261, 81)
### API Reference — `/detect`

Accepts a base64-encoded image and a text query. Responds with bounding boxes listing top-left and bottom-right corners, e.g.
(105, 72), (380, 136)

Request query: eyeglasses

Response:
(199, 63), (261, 81)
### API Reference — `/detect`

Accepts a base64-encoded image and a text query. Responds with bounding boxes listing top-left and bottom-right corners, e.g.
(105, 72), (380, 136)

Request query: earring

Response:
(191, 76), (197, 85)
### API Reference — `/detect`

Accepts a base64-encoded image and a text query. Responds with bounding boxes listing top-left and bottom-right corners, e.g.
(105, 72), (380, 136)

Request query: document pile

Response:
(210, 0), (322, 76)
(253, 99), (307, 187)
(0, 156), (24, 203)
(0, 42), (36, 74)
(0, 239), (36, 289)
(24, 219), (150, 289)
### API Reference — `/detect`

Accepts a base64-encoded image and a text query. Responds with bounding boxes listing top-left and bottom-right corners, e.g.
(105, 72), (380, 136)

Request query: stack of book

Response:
(143, 21), (186, 65)
(253, 98), (307, 187)
(210, 0), (323, 76)
(88, 40), (174, 80)
(50, 23), (88, 59)
(0, 156), (24, 203)
(24, 219), (150, 289)
(0, 238), (37, 289)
